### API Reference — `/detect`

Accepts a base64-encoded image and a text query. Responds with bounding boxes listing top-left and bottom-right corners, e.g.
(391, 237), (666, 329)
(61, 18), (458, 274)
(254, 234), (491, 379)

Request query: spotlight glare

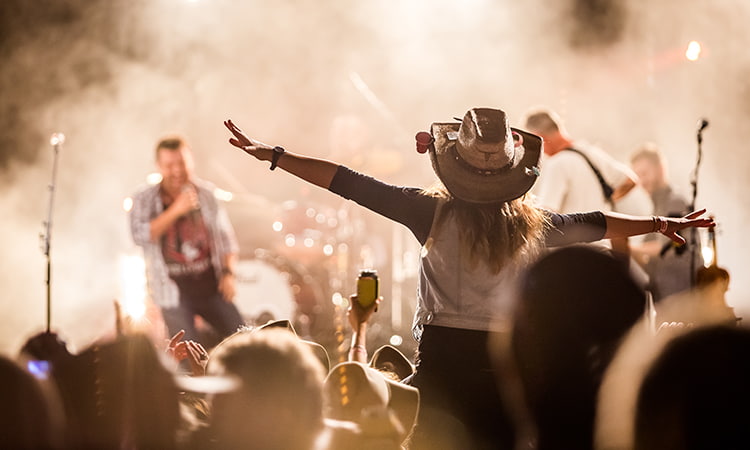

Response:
(50, 133), (65, 146)
(213, 188), (233, 202)
(124, 300), (146, 321)
(702, 245), (715, 267)
(272, 221), (283, 232)
(146, 173), (162, 185)
(389, 335), (404, 346)
(686, 40), (702, 61)
(118, 254), (147, 321)
(122, 197), (133, 212)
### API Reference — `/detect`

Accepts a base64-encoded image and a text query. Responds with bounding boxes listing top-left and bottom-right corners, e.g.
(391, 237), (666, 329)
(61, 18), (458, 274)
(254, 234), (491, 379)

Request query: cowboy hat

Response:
(429, 107), (542, 204)
(255, 319), (331, 373)
(369, 344), (415, 382)
(324, 361), (419, 443)
(206, 320), (331, 375)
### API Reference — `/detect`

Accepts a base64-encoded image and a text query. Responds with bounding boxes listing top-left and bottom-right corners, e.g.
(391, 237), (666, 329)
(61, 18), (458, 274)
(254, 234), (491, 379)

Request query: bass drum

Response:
(233, 250), (335, 342)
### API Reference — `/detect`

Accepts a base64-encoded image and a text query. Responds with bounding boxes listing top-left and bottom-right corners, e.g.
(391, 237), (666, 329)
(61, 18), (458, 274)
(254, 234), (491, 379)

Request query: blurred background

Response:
(2, 0), (748, 356)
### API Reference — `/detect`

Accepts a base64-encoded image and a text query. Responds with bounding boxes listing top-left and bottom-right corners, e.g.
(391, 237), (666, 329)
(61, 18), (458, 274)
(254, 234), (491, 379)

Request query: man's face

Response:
(631, 157), (662, 194)
(157, 146), (194, 194)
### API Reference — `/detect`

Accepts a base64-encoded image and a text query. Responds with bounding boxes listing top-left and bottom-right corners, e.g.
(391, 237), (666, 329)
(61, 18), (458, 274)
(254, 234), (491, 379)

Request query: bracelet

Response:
(652, 216), (669, 234)
(270, 146), (285, 171)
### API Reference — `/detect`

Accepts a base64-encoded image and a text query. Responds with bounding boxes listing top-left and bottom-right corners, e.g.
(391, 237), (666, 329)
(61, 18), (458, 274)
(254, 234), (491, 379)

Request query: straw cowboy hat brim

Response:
(369, 344), (415, 382)
(324, 361), (419, 441)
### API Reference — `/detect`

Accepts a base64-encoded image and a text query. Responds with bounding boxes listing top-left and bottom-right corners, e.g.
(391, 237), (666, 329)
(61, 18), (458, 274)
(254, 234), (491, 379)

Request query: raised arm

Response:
(224, 119), (339, 189)
(603, 209), (715, 245)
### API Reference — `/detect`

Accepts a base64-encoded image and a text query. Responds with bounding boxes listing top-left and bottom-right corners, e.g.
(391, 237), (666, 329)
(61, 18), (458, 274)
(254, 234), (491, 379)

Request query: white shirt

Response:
(532, 141), (636, 214)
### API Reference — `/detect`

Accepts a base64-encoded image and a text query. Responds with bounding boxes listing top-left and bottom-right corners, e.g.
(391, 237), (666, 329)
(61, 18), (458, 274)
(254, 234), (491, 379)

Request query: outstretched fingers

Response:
(665, 231), (687, 245)
(168, 329), (186, 349)
(684, 208), (708, 220)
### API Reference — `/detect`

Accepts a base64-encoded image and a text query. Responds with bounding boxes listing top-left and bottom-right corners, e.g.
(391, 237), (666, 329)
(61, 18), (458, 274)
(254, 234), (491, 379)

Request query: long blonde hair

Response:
(423, 184), (549, 274)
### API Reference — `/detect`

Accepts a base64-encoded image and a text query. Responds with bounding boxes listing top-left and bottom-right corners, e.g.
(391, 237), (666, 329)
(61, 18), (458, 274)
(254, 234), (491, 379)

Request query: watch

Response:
(270, 146), (285, 171)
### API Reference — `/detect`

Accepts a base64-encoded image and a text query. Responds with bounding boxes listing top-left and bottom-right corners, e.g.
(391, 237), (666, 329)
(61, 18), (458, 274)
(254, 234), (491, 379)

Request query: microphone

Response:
(182, 184), (201, 223)
(698, 119), (709, 133)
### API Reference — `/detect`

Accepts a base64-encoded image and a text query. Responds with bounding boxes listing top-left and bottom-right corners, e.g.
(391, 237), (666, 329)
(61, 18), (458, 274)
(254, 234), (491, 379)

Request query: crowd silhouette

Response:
(5, 245), (744, 450)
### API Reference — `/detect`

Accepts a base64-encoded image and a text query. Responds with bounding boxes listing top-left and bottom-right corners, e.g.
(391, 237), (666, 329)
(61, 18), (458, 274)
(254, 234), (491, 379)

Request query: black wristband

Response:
(270, 146), (285, 171)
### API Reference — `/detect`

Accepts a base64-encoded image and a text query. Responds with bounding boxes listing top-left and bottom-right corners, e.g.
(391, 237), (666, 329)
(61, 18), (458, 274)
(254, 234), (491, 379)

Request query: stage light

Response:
(49, 133), (65, 146)
(331, 292), (344, 307)
(124, 298), (146, 321)
(285, 234), (296, 247)
(122, 196), (133, 212)
(118, 254), (147, 321)
(686, 40), (702, 61)
(213, 187), (233, 202)
(389, 334), (403, 346)
(702, 243), (715, 267)
(323, 244), (334, 256)
(146, 173), (162, 185)
(272, 221), (283, 232)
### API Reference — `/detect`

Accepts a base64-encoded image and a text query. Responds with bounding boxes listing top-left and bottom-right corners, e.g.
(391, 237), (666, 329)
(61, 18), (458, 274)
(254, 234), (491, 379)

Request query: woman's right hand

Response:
(224, 119), (273, 158)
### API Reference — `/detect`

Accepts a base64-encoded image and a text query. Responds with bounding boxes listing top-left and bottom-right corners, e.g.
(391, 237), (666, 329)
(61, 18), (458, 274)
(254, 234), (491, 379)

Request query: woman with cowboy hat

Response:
(224, 108), (713, 449)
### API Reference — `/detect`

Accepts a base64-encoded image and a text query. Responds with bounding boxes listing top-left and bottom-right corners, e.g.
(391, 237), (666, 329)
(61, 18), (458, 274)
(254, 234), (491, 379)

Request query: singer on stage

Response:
(129, 135), (244, 344)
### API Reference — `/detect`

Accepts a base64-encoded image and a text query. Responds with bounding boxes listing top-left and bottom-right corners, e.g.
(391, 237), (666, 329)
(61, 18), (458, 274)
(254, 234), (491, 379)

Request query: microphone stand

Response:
(40, 133), (64, 333)
(688, 122), (706, 288)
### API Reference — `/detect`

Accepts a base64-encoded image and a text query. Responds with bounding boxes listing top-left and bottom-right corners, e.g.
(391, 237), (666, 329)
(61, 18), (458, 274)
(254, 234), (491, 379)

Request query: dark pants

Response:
(162, 276), (245, 345)
(406, 325), (516, 450)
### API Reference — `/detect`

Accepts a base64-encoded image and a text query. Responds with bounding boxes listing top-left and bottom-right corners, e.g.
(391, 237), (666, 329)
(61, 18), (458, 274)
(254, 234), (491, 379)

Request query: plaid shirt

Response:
(129, 177), (239, 308)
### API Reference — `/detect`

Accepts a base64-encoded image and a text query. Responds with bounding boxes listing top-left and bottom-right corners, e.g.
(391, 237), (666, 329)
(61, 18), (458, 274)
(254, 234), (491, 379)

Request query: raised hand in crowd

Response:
(346, 294), (382, 363)
(166, 329), (209, 376)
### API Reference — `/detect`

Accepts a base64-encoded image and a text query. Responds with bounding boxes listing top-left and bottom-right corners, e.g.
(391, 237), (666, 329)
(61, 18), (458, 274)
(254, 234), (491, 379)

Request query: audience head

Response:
(633, 324), (750, 450)
(596, 290), (744, 449)
(53, 333), (181, 449)
(512, 245), (646, 449)
(206, 327), (327, 450)
(18, 331), (72, 365)
(0, 354), (62, 449)
(244, 319), (331, 373)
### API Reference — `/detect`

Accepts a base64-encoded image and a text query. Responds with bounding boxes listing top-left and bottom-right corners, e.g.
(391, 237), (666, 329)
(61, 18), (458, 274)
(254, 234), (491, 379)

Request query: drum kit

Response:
(224, 193), (381, 347)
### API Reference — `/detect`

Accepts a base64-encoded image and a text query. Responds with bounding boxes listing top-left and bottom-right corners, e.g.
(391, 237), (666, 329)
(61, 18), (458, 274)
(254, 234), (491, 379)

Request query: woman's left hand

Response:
(661, 209), (715, 244)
